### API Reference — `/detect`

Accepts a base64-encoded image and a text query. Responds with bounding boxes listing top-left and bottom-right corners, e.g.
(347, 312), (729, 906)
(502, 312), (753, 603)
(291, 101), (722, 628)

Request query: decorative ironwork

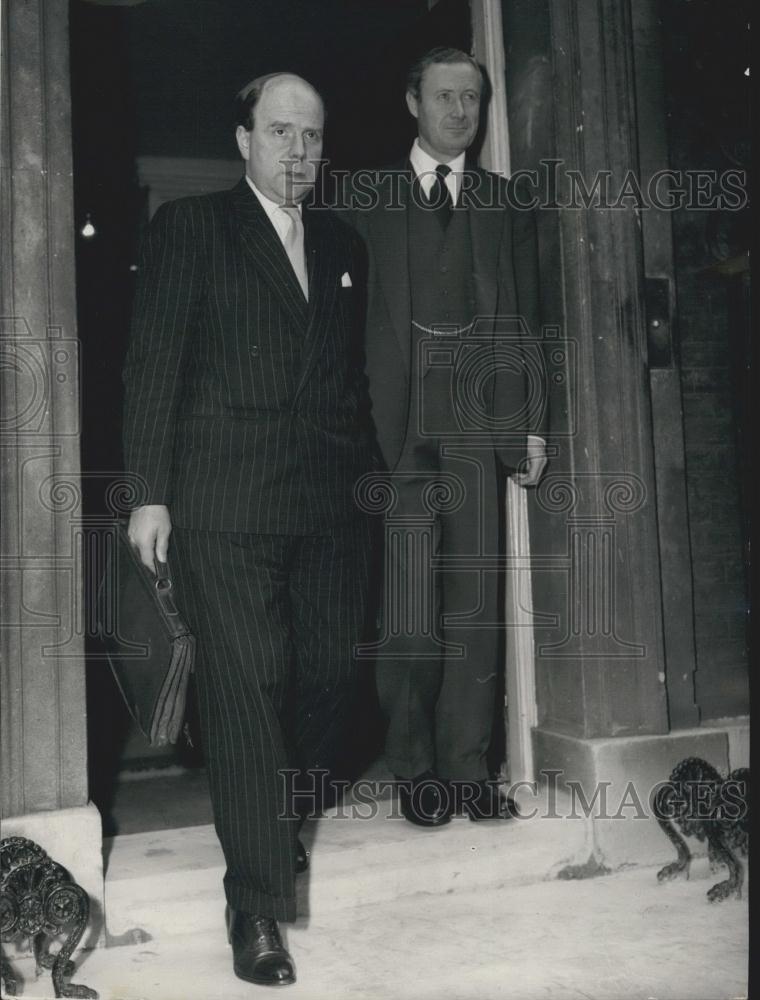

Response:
(652, 758), (750, 902)
(0, 836), (97, 998)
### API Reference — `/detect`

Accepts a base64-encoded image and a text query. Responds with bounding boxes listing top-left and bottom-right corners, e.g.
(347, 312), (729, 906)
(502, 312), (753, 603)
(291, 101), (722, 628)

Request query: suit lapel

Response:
(230, 179), (309, 331)
(463, 167), (503, 319)
(292, 204), (341, 400)
(368, 166), (413, 369)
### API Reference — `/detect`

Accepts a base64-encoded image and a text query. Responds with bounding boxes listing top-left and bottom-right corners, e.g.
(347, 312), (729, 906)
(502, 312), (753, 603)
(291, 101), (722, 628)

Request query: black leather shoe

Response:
(396, 771), (453, 827)
(295, 838), (309, 874)
(457, 780), (520, 821)
(226, 908), (296, 986)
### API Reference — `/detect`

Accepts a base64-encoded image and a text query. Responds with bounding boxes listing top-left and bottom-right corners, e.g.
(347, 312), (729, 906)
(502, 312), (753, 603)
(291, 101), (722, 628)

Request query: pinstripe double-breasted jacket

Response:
(123, 178), (373, 535)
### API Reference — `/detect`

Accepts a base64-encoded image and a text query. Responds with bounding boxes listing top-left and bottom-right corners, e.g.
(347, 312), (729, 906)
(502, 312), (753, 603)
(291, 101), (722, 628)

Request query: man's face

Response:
(236, 76), (324, 204)
(406, 61), (482, 162)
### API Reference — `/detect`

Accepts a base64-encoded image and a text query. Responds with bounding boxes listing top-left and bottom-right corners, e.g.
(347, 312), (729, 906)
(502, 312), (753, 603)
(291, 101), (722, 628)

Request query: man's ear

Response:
(405, 90), (419, 119)
(235, 125), (251, 161)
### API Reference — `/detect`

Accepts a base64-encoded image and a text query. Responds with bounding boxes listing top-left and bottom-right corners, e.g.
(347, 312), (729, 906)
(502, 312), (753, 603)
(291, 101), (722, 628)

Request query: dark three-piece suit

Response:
(122, 178), (373, 920)
(350, 163), (544, 782)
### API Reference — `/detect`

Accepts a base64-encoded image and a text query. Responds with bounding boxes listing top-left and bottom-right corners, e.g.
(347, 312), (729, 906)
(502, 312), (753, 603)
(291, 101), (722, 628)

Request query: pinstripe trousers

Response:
(170, 519), (370, 921)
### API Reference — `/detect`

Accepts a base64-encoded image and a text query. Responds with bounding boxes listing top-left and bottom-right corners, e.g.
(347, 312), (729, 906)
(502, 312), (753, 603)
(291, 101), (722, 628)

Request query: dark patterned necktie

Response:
(426, 163), (453, 228)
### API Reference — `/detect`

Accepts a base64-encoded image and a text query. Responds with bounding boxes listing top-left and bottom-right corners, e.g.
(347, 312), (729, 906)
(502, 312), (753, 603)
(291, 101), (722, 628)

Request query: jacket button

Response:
(250, 346), (259, 357)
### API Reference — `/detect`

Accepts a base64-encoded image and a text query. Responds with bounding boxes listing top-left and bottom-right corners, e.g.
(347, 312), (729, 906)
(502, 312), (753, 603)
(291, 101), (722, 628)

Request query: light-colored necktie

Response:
(279, 205), (309, 301)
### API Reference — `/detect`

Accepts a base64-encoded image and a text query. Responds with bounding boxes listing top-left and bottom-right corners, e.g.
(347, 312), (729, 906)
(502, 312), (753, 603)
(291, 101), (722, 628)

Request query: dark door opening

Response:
(71, 0), (473, 835)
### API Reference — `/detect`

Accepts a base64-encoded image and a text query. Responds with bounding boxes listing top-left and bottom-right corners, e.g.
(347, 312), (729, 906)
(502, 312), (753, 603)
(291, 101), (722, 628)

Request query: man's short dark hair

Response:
(406, 47), (484, 100)
(234, 72), (323, 132)
(234, 73), (288, 132)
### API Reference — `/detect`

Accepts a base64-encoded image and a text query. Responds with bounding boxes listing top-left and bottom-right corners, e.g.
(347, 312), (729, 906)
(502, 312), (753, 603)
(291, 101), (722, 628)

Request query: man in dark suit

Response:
(349, 48), (547, 828)
(123, 73), (372, 987)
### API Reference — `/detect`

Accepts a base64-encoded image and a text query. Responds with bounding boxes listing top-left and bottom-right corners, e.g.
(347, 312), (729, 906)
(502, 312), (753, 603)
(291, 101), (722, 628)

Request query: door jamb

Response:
(472, 0), (538, 784)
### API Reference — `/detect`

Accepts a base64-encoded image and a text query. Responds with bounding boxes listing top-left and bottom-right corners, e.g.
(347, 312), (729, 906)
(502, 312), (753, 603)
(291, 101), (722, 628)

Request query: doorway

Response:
(71, 0), (535, 834)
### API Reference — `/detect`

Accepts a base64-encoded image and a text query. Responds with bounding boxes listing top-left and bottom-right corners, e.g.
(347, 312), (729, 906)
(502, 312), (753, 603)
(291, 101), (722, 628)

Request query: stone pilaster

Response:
(527, 0), (669, 748)
(501, 0), (734, 811)
(0, 0), (102, 931)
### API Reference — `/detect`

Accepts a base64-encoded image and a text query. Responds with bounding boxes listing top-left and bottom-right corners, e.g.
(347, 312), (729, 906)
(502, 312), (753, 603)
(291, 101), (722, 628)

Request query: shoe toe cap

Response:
(259, 955), (296, 985)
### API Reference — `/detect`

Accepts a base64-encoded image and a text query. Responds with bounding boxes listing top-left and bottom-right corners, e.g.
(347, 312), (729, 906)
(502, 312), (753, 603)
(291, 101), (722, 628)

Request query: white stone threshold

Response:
(12, 858), (749, 1000)
(4, 785), (748, 999)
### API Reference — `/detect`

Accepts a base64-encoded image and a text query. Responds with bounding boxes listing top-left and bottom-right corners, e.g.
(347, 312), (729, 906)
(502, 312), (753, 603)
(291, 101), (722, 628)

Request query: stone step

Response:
(103, 787), (593, 941)
(16, 859), (749, 1000)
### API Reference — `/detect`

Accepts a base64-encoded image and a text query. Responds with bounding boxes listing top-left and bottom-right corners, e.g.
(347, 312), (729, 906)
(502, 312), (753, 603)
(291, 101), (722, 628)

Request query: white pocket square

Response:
(340, 272), (352, 288)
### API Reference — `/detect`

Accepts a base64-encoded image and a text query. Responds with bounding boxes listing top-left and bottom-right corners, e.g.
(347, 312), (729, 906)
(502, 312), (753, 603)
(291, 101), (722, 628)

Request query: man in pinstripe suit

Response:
(123, 73), (372, 987)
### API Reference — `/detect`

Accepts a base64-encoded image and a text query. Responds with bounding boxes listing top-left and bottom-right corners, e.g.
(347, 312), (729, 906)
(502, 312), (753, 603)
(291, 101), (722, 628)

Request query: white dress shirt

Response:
(409, 139), (465, 205)
(245, 174), (302, 240)
(245, 175), (308, 300)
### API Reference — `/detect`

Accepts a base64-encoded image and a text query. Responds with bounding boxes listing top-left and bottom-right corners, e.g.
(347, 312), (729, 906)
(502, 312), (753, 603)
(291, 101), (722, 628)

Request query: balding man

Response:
(123, 73), (372, 986)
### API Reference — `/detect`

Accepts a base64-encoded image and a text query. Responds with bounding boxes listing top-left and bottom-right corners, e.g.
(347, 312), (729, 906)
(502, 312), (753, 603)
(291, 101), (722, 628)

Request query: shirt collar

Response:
(245, 174), (302, 220)
(409, 138), (465, 178)
(409, 139), (466, 202)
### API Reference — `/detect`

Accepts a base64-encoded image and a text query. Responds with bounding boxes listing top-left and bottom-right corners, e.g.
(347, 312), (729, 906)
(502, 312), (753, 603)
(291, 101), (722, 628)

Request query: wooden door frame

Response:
(472, 0), (538, 784)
